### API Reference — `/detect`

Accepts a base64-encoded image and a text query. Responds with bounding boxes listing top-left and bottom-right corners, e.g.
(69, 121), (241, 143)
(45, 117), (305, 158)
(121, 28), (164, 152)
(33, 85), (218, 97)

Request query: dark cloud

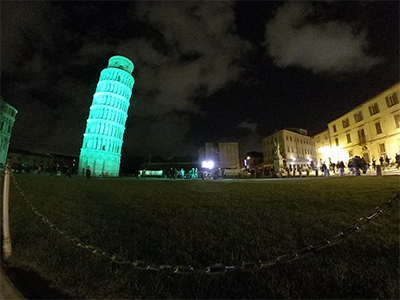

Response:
(1, 2), (54, 71)
(124, 113), (192, 159)
(1, 1), (252, 157)
(111, 1), (252, 155)
(1, 1), (398, 160)
(238, 119), (258, 133)
(264, 2), (383, 74)
(119, 1), (252, 115)
(236, 120), (262, 156)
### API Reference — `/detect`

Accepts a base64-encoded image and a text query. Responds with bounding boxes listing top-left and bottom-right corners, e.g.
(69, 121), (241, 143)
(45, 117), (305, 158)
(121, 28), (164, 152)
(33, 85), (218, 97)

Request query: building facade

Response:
(262, 128), (317, 169)
(199, 142), (240, 175)
(314, 129), (331, 165)
(7, 148), (78, 174)
(315, 82), (400, 164)
(79, 55), (135, 177)
(0, 99), (17, 168)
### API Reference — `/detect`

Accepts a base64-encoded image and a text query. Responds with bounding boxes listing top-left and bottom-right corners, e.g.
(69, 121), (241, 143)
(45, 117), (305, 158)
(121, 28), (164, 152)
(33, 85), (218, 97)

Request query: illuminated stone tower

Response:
(79, 55), (134, 177)
(0, 99), (18, 169)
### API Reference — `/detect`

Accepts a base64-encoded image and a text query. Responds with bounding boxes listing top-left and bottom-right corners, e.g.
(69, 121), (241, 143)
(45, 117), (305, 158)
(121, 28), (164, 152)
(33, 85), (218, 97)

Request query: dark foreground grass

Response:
(1, 175), (399, 299)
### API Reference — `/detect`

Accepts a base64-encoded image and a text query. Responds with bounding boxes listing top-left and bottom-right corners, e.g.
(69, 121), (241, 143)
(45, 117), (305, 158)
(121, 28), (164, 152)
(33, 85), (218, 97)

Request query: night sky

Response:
(1, 1), (399, 159)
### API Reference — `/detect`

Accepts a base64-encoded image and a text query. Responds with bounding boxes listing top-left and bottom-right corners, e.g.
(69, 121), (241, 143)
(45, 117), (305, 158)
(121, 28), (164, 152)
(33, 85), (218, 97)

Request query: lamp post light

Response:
(202, 160), (214, 179)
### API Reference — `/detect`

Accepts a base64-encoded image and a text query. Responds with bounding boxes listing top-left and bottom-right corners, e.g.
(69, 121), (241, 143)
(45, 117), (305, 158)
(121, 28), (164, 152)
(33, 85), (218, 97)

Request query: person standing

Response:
(338, 161), (345, 176)
(86, 165), (91, 178)
(379, 156), (384, 167)
(395, 153), (400, 169)
(353, 156), (362, 176)
(385, 156), (390, 167)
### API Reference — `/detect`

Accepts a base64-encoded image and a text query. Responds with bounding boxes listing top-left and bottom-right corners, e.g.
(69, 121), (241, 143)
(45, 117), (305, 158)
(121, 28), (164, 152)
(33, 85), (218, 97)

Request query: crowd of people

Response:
(270, 153), (400, 178)
(28, 153), (400, 180)
(166, 167), (219, 180)
(306, 153), (399, 177)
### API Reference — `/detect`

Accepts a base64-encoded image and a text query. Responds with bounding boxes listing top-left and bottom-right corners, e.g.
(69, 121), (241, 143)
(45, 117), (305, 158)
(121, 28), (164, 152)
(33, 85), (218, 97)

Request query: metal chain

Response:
(10, 174), (400, 275)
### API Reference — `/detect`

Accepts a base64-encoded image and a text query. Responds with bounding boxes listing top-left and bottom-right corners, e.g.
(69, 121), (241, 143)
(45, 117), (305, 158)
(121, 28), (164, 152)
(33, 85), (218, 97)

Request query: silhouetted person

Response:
(86, 165), (91, 178)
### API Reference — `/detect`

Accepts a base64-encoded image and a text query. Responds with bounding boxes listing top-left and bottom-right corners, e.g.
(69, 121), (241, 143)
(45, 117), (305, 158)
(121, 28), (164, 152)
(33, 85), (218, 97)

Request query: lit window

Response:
(357, 128), (366, 144)
(335, 138), (339, 147)
(346, 133), (351, 143)
(379, 143), (386, 153)
(394, 114), (400, 128)
(375, 122), (383, 134)
(348, 150), (353, 157)
(354, 111), (363, 123)
(342, 118), (350, 128)
(332, 125), (337, 133)
(368, 103), (380, 116)
(386, 92), (399, 107)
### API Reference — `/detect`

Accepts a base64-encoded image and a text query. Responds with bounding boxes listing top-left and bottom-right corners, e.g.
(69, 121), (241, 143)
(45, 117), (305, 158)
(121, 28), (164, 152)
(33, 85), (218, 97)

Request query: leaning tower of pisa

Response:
(79, 55), (135, 177)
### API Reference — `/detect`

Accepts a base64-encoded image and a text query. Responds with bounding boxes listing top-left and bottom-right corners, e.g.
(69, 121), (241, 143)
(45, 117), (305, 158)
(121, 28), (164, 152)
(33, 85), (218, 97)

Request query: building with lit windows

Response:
(0, 100), (17, 169)
(79, 55), (135, 177)
(262, 128), (317, 169)
(314, 82), (400, 164)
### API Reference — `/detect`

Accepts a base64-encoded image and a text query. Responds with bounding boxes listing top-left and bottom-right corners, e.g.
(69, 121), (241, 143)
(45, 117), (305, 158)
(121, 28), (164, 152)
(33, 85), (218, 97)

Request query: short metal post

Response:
(3, 162), (12, 259)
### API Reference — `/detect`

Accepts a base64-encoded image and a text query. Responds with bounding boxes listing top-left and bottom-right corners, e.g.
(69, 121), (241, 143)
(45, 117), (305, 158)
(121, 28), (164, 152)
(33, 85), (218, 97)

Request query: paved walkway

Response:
(0, 266), (25, 299)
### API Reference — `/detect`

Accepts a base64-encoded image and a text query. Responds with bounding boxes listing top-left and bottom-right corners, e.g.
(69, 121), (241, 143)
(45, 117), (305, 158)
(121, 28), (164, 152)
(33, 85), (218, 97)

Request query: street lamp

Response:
(202, 161), (214, 169)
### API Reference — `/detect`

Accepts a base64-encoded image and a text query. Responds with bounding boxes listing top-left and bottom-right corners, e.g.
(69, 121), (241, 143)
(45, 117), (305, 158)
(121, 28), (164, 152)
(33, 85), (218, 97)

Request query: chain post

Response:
(2, 161), (12, 260)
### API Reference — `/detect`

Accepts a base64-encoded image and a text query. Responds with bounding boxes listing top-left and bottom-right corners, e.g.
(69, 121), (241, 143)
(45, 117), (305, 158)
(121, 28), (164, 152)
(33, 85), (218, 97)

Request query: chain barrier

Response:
(10, 174), (400, 275)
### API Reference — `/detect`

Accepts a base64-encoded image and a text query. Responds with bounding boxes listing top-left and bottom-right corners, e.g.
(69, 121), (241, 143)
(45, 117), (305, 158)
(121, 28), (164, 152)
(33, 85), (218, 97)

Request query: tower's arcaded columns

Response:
(79, 56), (134, 177)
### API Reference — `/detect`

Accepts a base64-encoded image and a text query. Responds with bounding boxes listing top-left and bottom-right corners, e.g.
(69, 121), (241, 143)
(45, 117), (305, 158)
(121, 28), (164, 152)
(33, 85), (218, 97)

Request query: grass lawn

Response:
(1, 174), (399, 299)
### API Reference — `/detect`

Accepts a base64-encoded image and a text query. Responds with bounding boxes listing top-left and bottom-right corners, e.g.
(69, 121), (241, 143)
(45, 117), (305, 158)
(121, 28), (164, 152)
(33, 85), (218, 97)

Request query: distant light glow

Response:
(144, 170), (163, 176)
(318, 145), (349, 162)
(202, 161), (214, 169)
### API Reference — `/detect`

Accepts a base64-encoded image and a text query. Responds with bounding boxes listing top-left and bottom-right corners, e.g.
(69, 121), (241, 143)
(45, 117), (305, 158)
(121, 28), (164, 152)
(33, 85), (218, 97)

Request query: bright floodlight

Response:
(202, 161), (214, 169)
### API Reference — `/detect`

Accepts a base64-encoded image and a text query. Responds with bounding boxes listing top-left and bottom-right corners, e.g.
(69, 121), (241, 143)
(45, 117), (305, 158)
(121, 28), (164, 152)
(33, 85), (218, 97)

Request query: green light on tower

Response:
(79, 55), (135, 177)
